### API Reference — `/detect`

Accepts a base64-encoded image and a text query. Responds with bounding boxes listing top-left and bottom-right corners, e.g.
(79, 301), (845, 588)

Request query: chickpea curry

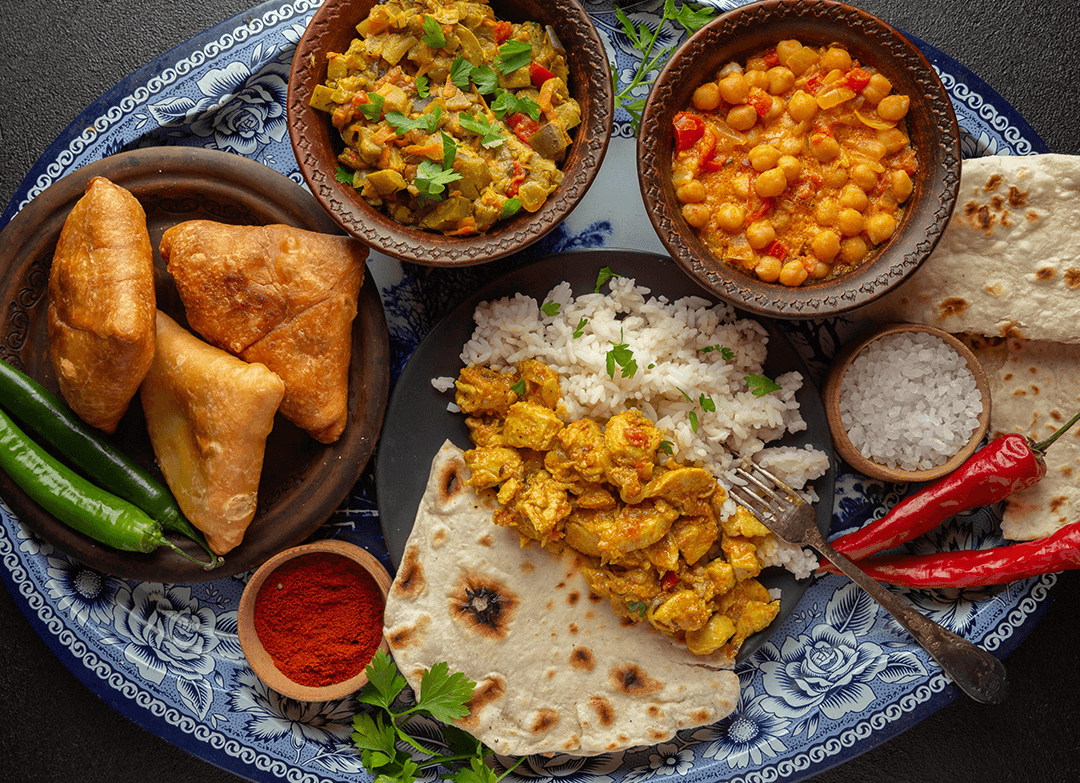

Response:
(455, 359), (780, 659)
(670, 39), (918, 286)
(310, 0), (581, 235)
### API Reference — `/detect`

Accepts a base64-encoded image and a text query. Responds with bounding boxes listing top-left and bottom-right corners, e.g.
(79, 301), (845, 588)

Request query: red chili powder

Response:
(253, 552), (384, 687)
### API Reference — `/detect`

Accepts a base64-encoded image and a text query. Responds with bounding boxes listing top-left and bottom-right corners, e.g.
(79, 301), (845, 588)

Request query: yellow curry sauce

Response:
(455, 360), (779, 659)
(310, 0), (581, 235)
(671, 39), (918, 286)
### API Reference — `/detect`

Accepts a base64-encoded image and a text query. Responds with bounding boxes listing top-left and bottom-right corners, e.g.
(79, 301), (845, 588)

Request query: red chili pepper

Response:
(660, 570), (679, 591)
(762, 49), (780, 69)
(747, 87), (773, 118)
(821, 413), (1080, 572)
(766, 240), (788, 261)
(843, 68), (872, 91)
(853, 521), (1080, 588)
(529, 61), (555, 88)
(672, 111), (705, 152)
(493, 20), (513, 44)
(506, 160), (526, 197)
(804, 74), (823, 95)
(507, 112), (540, 145)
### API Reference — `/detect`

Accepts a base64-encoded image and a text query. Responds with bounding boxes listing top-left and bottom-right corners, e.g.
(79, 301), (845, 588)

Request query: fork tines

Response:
(728, 463), (805, 519)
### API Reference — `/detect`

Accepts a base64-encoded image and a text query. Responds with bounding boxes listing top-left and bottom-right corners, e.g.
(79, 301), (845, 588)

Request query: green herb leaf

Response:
(415, 159), (461, 201)
(470, 65), (499, 95)
(689, 409), (699, 433)
(699, 394), (716, 413)
(450, 56), (475, 90)
(356, 649), (407, 710)
(700, 344), (735, 361)
(448, 757), (499, 783)
(415, 74), (429, 98)
(606, 342), (638, 379)
(335, 166), (355, 185)
(594, 266), (619, 293)
(459, 112), (505, 148)
(626, 600), (649, 618)
(386, 106), (442, 135)
(675, 2), (718, 35)
(677, 386), (693, 403)
(541, 300), (561, 317)
(495, 39), (532, 74)
(501, 197), (522, 220)
(572, 317), (588, 338)
(510, 379), (525, 396)
(415, 660), (477, 723)
(658, 440), (674, 456)
(421, 16), (447, 48)
(490, 89), (541, 121)
(351, 711), (398, 755)
(441, 131), (457, 170)
(358, 92), (385, 121)
(745, 373), (782, 397)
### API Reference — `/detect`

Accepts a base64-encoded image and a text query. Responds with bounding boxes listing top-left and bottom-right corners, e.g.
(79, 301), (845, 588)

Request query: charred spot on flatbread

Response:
(450, 572), (519, 638)
(1008, 185), (1028, 207)
(438, 459), (468, 502)
(1036, 266), (1056, 281)
(1027, 209), (1040, 223)
(982, 174), (1002, 192)
(691, 708), (713, 722)
(648, 728), (670, 742)
(531, 709), (559, 734)
(566, 590), (580, 605)
(387, 615), (430, 649)
(393, 544), (426, 599)
(459, 676), (507, 728)
(1064, 269), (1080, 289)
(611, 663), (663, 696)
(589, 695), (615, 726)
(937, 297), (968, 319)
(647, 705), (663, 718)
(478, 532), (494, 547)
(568, 622), (579, 634)
(570, 646), (595, 671)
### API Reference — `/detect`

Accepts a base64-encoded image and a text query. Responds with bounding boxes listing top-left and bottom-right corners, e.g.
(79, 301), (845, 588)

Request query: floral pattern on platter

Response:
(0, 2), (1054, 783)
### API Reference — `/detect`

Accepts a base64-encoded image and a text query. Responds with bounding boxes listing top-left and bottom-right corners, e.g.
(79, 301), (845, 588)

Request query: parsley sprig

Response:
(606, 336), (638, 379)
(613, 0), (718, 133)
(353, 651), (524, 783)
(677, 387), (716, 433)
(745, 374), (782, 397)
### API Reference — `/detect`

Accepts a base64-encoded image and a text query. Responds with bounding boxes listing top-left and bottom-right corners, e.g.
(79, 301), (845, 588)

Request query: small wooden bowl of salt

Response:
(823, 323), (992, 483)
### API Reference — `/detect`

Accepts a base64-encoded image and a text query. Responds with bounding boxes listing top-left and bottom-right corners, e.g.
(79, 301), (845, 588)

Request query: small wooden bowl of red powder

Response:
(238, 539), (391, 701)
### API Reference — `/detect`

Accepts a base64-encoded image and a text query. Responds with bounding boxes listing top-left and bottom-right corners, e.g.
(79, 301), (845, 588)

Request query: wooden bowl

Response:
(637, 0), (960, 319)
(287, 0), (613, 266)
(238, 539), (392, 702)
(822, 323), (992, 483)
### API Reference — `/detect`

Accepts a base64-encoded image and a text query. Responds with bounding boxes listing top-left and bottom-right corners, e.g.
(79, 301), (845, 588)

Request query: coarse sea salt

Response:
(838, 331), (983, 471)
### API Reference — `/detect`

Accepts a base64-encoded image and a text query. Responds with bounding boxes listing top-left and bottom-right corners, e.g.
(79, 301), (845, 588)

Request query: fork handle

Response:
(817, 539), (1008, 705)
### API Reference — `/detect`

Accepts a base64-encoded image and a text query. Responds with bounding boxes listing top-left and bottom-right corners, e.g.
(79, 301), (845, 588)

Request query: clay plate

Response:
(638, 0), (961, 319)
(0, 147), (390, 582)
(288, 0), (613, 266)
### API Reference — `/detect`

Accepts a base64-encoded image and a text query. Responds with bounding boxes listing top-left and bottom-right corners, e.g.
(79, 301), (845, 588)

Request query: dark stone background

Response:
(1, 1), (1078, 781)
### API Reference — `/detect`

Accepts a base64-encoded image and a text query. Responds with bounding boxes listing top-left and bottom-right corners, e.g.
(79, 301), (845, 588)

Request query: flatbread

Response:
(383, 441), (739, 758)
(858, 154), (1080, 342)
(48, 176), (156, 433)
(160, 221), (367, 443)
(964, 336), (1080, 541)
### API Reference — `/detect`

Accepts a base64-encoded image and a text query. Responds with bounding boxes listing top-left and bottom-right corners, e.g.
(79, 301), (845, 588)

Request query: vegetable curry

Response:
(455, 359), (780, 659)
(671, 39), (917, 286)
(310, 0), (581, 235)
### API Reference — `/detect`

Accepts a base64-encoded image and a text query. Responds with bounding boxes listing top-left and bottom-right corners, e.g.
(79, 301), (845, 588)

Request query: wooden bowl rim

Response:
(237, 539), (392, 702)
(822, 323), (992, 483)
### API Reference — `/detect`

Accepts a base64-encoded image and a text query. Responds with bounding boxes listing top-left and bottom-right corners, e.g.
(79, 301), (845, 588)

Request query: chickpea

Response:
(785, 46), (820, 76)
(861, 73), (893, 104)
(716, 203), (745, 233)
(787, 90), (818, 122)
(820, 46), (853, 72)
(810, 133), (841, 162)
(775, 39), (802, 66)
(745, 69), (770, 90)
(748, 143), (781, 172)
(865, 212), (897, 244)
(809, 260), (833, 279)
(727, 104), (758, 131)
(745, 219), (776, 250)
(718, 61), (743, 78)
(877, 94), (911, 122)
(755, 254), (783, 282)
(764, 95), (786, 121)
(823, 166), (848, 188)
(837, 207), (865, 236)
(840, 236), (869, 264)
(692, 81), (722, 111)
(676, 179), (707, 204)
(681, 202), (711, 229)
(877, 127), (910, 154)
(778, 259), (809, 286)
(859, 138), (889, 161)
(850, 163), (879, 191)
(718, 72), (750, 104)
(767, 66), (796, 94)
(732, 173), (750, 199)
(776, 154), (802, 181)
(839, 184), (869, 211)
(746, 56), (769, 72)
(891, 169), (913, 202)
(815, 197), (840, 226)
(811, 229), (841, 261)
(755, 167), (788, 198)
(672, 168), (694, 189)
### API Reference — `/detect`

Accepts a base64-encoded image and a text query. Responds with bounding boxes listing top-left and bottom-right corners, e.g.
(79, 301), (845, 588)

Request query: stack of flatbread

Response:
(859, 153), (1080, 540)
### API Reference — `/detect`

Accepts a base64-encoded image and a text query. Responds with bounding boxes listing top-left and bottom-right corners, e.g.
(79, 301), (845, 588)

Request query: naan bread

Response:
(859, 154), (1080, 342)
(384, 441), (739, 758)
(48, 176), (156, 433)
(140, 311), (285, 555)
(964, 336), (1080, 541)
(160, 221), (367, 443)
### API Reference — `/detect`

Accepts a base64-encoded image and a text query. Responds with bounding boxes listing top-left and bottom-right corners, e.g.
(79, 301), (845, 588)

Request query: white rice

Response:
(838, 332), (983, 471)
(438, 275), (828, 578)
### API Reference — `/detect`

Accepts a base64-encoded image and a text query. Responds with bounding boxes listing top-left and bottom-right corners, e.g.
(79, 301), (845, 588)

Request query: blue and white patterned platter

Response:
(0, 2), (1052, 783)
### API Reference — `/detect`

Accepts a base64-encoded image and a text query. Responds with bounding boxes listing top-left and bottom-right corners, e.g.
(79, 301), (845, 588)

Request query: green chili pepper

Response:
(0, 359), (220, 568)
(0, 406), (213, 566)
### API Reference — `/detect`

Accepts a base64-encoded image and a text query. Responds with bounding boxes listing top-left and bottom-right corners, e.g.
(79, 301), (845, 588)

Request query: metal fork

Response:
(730, 463), (1008, 705)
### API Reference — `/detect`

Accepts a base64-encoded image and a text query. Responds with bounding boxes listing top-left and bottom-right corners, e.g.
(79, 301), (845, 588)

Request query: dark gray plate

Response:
(375, 248), (834, 661)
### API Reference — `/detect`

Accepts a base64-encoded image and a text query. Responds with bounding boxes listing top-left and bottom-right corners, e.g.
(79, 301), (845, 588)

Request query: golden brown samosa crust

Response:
(140, 311), (285, 556)
(160, 221), (366, 443)
(48, 176), (156, 433)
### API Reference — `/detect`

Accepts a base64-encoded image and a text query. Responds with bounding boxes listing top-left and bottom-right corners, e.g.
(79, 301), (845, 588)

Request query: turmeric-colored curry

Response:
(456, 359), (780, 658)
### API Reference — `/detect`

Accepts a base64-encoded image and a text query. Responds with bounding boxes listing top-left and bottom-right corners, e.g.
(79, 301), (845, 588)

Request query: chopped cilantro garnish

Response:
(606, 342), (638, 379)
(510, 379), (525, 396)
(700, 344), (735, 361)
(459, 112), (505, 148)
(626, 600), (649, 618)
(572, 317), (588, 338)
(357, 92), (385, 121)
(688, 410), (699, 433)
(494, 39), (531, 73)
(470, 65), (499, 95)
(415, 74), (429, 98)
(745, 373), (782, 397)
(541, 300), (560, 317)
(490, 89), (540, 120)
(421, 16), (446, 48)
(658, 440), (674, 456)
(386, 105), (442, 135)
(415, 159), (461, 201)
(450, 56), (475, 90)
(594, 266), (619, 293)
(699, 394), (716, 413)
(501, 197), (522, 219)
(441, 131), (457, 170)
(334, 166), (355, 185)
